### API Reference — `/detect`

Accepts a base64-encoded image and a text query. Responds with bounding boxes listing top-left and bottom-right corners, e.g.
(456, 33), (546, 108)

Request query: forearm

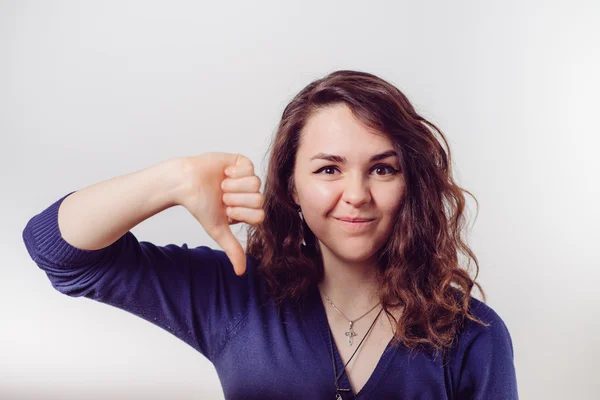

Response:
(57, 158), (187, 250)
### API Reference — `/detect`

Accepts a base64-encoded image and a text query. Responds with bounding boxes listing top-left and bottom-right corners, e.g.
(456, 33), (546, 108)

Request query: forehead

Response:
(298, 103), (393, 159)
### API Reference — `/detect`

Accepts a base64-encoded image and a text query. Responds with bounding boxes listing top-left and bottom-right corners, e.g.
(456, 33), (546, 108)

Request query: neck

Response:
(317, 245), (381, 316)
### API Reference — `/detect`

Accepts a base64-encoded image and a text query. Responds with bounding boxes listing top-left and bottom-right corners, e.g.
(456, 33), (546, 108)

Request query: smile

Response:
(334, 218), (376, 232)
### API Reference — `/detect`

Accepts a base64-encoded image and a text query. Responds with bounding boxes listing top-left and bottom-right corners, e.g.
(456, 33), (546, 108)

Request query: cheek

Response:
(373, 184), (404, 214)
(301, 181), (340, 211)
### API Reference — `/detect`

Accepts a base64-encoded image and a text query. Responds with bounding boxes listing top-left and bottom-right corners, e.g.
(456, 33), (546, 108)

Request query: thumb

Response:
(234, 154), (254, 168)
(211, 224), (247, 276)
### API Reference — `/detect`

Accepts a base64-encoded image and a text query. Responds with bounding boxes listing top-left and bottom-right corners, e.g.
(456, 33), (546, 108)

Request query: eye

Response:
(314, 166), (339, 175)
(371, 164), (400, 176)
(313, 165), (400, 176)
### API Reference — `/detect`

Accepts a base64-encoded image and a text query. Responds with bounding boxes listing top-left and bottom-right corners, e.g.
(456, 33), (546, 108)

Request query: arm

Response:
(22, 157), (255, 360)
(56, 158), (186, 251)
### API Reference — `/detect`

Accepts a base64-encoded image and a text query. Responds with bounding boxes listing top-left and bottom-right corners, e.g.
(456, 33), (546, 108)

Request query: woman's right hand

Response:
(177, 153), (265, 276)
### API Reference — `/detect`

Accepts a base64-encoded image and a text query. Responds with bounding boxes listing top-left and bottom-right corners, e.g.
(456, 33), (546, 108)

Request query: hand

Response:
(177, 153), (264, 275)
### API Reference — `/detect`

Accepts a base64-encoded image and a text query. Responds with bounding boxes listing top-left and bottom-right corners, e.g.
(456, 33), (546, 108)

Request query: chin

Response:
(328, 244), (379, 264)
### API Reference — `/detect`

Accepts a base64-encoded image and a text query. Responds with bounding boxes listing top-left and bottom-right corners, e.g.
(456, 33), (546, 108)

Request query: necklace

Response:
(329, 307), (383, 400)
(323, 293), (381, 346)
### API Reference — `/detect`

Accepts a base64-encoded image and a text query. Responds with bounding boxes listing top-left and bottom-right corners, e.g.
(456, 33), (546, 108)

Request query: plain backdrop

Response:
(2, 1), (599, 399)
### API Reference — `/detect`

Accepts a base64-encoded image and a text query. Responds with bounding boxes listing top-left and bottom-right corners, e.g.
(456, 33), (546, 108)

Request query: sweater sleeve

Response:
(21, 191), (252, 362)
(453, 299), (519, 400)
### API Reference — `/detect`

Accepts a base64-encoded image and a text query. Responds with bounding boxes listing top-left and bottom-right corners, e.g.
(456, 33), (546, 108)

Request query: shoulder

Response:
(459, 296), (514, 349)
(188, 246), (261, 274)
(448, 296), (519, 398)
(184, 247), (268, 358)
(187, 246), (264, 292)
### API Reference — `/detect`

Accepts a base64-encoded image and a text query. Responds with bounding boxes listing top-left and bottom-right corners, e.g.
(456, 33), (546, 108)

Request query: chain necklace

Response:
(323, 292), (381, 346)
(329, 307), (383, 400)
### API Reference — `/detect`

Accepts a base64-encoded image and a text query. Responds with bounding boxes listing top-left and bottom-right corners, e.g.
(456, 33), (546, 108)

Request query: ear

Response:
(289, 174), (300, 206)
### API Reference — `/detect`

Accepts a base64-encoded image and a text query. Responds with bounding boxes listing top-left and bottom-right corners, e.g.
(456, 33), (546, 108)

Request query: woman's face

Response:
(292, 103), (405, 266)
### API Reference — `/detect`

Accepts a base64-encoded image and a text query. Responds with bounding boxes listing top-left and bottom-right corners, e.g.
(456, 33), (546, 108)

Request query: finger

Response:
(226, 207), (265, 226)
(234, 154), (254, 171)
(223, 154), (254, 176)
(222, 192), (264, 208)
(210, 223), (247, 276)
(221, 175), (261, 193)
(224, 164), (255, 179)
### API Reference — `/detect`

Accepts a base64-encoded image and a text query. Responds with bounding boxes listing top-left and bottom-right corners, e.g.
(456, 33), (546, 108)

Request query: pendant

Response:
(345, 321), (358, 345)
(335, 389), (353, 400)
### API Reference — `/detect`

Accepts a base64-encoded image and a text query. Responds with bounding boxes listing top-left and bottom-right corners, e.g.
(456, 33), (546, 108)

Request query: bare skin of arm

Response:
(57, 154), (264, 275)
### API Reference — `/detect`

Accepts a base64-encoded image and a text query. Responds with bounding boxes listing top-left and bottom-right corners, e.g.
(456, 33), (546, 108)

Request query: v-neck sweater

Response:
(22, 192), (519, 399)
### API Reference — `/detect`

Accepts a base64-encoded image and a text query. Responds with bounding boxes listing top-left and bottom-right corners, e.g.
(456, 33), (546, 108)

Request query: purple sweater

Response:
(22, 192), (519, 399)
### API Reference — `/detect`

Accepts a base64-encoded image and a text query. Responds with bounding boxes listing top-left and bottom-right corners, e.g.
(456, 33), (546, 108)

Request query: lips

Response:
(335, 217), (376, 233)
(335, 217), (375, 222)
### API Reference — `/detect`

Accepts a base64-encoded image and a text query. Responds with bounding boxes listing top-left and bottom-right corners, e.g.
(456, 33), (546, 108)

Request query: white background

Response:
(2, 1), (599, 399)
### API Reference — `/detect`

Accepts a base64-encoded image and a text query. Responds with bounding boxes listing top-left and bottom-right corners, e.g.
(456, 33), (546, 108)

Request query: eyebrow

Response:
(310, 150), (398, 163)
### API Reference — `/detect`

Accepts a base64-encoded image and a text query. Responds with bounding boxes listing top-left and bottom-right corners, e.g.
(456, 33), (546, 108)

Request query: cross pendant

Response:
(345, 321), (358, 345)
(335, 389), (352, 400)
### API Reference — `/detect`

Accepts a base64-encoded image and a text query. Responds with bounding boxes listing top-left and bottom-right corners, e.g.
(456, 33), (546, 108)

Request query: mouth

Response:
(334, 217), (376, 232)
(335, 217), (375, 223)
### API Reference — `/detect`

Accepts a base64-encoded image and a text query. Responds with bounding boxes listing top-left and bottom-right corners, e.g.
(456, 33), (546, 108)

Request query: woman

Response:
(23, 70), (518, 399)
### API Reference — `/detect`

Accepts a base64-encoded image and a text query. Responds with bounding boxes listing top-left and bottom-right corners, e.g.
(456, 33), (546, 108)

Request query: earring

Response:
(297, 206), (307, 246)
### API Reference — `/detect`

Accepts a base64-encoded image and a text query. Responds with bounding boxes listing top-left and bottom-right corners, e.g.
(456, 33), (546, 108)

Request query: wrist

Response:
(155, 157), (190, 208)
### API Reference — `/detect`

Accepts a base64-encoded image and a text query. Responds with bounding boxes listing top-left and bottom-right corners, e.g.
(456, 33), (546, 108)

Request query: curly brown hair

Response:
(246, 69), (489, 356)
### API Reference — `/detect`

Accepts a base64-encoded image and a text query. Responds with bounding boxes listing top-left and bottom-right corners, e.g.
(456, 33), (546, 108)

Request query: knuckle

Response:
(251, 176), (261, 190)
(221, 178), (230, 191)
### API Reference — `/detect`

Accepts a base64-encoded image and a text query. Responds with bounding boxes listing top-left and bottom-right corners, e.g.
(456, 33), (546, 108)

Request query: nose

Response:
(341, 173), (371, 207)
